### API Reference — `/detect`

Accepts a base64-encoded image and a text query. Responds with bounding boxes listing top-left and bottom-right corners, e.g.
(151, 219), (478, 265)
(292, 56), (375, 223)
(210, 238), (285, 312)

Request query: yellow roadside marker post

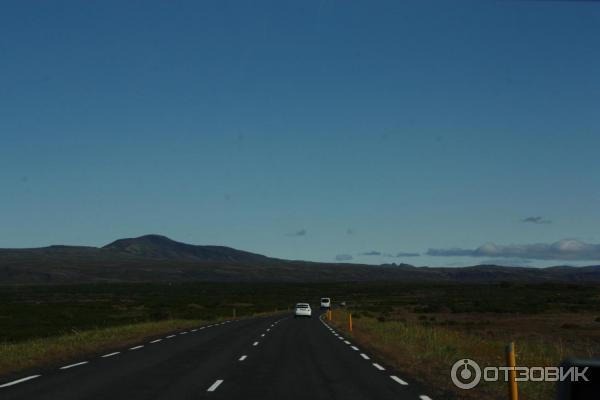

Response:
(348, 313), (353, 333)
(506, 342), (518, 400)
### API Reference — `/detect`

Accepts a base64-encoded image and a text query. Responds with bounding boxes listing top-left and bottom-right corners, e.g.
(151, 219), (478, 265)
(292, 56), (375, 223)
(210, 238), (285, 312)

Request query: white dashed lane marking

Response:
(0, 375), (41, 388)
(207, 379), (224, 392)
(360, 353), (370, 360)
(0, 317), (282, 391)
(390, 375), (408, 385)
(350, 346), (359, 351)
(372, 363), (385, 371)
(60, 361), (88, 370)
(420, 396), (433, 400)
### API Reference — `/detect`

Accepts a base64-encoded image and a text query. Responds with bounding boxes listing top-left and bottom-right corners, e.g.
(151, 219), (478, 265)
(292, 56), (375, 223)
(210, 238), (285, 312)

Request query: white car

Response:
(294, 303), (312, 318)
(320, 297), (331, 309)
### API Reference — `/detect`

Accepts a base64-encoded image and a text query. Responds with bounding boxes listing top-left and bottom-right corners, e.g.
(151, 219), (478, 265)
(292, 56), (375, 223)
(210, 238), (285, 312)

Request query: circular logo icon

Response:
(451, 359), (481, 390)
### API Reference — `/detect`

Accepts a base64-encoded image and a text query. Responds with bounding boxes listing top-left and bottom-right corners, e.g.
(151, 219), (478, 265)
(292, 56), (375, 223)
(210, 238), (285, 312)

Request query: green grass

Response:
(331, 309), (596, 400)
(0, 318), (213, 376)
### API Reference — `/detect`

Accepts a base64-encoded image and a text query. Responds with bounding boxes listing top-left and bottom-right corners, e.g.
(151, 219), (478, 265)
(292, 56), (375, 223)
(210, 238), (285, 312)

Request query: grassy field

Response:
(327, 283), (600, 400)
(1, 281), (599, 398)
(0, 318), (212, 376)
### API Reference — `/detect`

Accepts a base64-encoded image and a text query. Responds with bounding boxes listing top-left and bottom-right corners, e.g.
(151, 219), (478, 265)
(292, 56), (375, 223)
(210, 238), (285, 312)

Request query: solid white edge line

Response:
(239, 355), (247, 361)
(207, 379), (224, 392)
(390, 375), (409, 385)
(60, 361), (88, 370)
(372, 363), (385, 370)
(0, 375), (41, 388)
(101, 352), (120, 358)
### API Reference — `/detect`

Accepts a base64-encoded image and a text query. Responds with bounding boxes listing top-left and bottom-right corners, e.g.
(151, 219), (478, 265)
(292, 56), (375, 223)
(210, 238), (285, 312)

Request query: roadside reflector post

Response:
(348, 313), (353, 333)
(506, 342), (518, 400)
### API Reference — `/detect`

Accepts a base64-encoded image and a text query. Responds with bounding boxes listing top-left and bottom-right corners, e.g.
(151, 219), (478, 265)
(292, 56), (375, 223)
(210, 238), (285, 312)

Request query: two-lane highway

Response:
(0, 313), (435, 399)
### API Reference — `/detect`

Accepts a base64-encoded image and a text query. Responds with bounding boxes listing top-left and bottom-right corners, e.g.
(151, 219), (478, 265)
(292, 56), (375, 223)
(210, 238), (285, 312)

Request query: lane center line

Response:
(60, 361), (88, 370)
(0, 375), (41, 388)
(207, 379), (224, 392)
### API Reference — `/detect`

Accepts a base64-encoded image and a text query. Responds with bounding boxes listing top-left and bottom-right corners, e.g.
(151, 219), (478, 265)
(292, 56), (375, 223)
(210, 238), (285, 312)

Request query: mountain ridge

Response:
(1, 234), (600, 284)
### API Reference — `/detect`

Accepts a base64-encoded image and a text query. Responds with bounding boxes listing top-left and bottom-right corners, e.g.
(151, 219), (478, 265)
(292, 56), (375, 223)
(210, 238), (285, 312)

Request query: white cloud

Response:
(427, 239), (600, 261)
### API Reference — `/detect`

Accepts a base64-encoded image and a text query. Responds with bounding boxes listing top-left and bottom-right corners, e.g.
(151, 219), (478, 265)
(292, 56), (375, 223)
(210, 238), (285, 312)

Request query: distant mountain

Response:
(103, 234), (270, 263)
(1, 235), (600, 284)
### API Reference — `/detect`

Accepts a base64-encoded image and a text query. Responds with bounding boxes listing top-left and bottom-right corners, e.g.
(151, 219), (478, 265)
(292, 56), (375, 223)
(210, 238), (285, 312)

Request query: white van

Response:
(320, 297), (331, 309)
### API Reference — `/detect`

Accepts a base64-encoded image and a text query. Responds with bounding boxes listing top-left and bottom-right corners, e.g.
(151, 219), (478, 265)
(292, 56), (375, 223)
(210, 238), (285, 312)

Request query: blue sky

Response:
(1, 1), (599, 267)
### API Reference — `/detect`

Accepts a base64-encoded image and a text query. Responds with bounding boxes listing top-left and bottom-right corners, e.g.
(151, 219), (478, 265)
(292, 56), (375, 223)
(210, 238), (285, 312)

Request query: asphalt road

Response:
(0, 313), (435, 400)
